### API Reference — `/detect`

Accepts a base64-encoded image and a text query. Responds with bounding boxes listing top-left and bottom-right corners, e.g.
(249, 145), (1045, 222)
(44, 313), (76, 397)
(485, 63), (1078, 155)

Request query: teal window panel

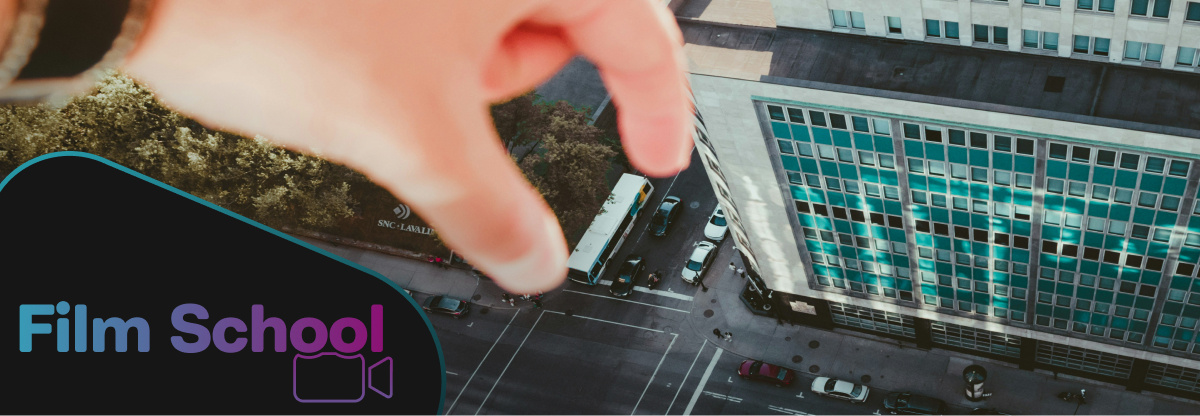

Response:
(1065, 198), (1086, 214)
(975, 292), (991, 304)
(973, 268), (989, 281)
(812, 127), (832, 144)
(880, 170), (899, 186)
(828, 192), (846, 207)
(863, 273), (878, 285)
(1142, 271), (1161, 286)
(1186, 305), (1200, 320)
(872, 226), (889, 239)
(994, 187), (1012, 203)
(1157, 325), (1174, 339)
(957, 289), (972, 300)
(950, 180), (969, 196)
(800, 158), (820, 174)
(1180, 248), (1200, 263)
(993, 153), (1013, 171)
(912, 205), (930, 221)
(928, 177), (948, 193)
(1038, 279), (1055, 293)
(1163, 177), (1186, 196)
(925, 143), (945, 161)
(816, 216), (833, 230)
(1155, 211), (1177, 227)
(938, 286), (955, 298)
(1109, 204), (1131, 220)
(1080, 260), (1099, 275)
(890, 229), (907, 241)
(791, 124), (811, 142)
(840, 245), (856, 257)
(1165, 302), (1184, 314)
(916, 233), (933, 246)
(1069, 163), (1090, 181)
(993, 296), (1009, 309)
(866, 197), (885, 212)
(1095, 290), (1113, 303)
(791, 186), (808, 201)
(1036, 304), (1053, 316)
(919, 259), (935, 271)
(875, 136), (894, 153)
(772, 121), (792, 138)
(904, 123), (921, 139)
(885, 201), (903, 215)
(1054, 307), (1071, 320)
(1140, 174), (1163, 193)
(1111, 317), (1129, 330)
(1131, 320), (1148, 334)
(1100, 263), (1121, 278)
(972, 214), (989, 229)
(905, 140), (924, 158)
(937, 261), (953, 275)
(1078, 286), (1096, 300)
(854, 133), (874, 150)
(840, 164), (859, 180)
(835, 220), (852, 233)
(1177, 330), (1194, 343)
(845, 194), (864, 209)
(1074, 310), (1091, 323)
(993, 218), (1012, 233)
(1135, 296), (1154, 310)
(1115, 170), (1138, 188)
(974, 242), (990, 256)
(1012, 277), (1028, 290)
(879, 276), (896, 288)
(860, 167), (878, 183)
(809, 189), (826, 204)
(952, 210), (971, 225)
(932, 208), (949, 223)
(935, 236), (952, 249)
(1043, 226), (1061, 240)
(899, 279), (914, 291)
(781, 155), (801, 171)
(1012, 249), (1029, 263)
(1047, 160), (1068, 179)
(779, 140), (795, 155)
(993, 246), (1010, 260)
(971, 183), (989, 199)
(1093, 166), (1115, 185)
(1044, 195), (1064, 211)
(1060, 257), (1078, 271)
(1191, 216), (1200, 231)
(994, 272), (1010, 285)
(1091, 314), (1108, 326)
(832, 130), (853, 148)
(1060, 229), (1081, 244)
(1014, 190), (1034, 206)
(806, 240), (822, 252)
(921, 284), (937, 295)
(954, 265), (971, 279)
(1104, 235), (1126, 250)
(852, 222), (870, 235)
(948, 147), (968, 164)
(1088, 201), (1108, 217)
(826, 264), (844, 278)
(1015, 156), (1036, 174)
(799, 214), (816, 228)
(1013, 220), (1031, 236)
(894, 255), (910, 265)
(1056, 282), (1075, 296)
(820, 161), (840, 177)
(1121, 267), (1141, 282)
(1133, 208), (1156, 225)
(970, 149), (990, 167)
(1042, 253), (1059, 268)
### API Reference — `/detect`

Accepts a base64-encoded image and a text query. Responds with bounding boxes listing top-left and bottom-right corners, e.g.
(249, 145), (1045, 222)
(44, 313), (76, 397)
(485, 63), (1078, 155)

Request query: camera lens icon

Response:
(293, 352), (393, 403)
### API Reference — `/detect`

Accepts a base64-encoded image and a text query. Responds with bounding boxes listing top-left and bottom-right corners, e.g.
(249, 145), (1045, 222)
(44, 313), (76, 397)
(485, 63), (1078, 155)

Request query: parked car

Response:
(703, 205), (728, 242)
(737, 360), (796, 387)
(681, 241), (716, 284)
(882, 392), (946, 415)
(609, 255), (645, 297)
(649, 196), (683, 237)
(422, 295), (470, 318)
(810, 376), (869, 403)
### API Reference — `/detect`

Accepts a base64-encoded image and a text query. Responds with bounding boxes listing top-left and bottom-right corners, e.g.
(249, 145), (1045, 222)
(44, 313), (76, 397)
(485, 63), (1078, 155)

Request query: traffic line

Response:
(563, 289), (691, 313)
(683, 347), (723, 415)
(631, 333), (678, 415)
(701, 391), (743, 403)
(447, 309), (519, 414)
(767, 405), (811, 415)
(475, 310), (545, 415)
(666, 341), (707, 415)
(544, 310), (666, 333)
(446, 371), (458, 376)
(597, 279), (696, 301)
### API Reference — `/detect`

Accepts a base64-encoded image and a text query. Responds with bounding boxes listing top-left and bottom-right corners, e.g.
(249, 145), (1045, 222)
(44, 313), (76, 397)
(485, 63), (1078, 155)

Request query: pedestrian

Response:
(724, 332), (733, 342)
(736, 267), (745, 278)
(501, 293), (513, 306)
(532, 299), (542, 309)
(713, 328), (723, 338)
(729, 261), (736, 271)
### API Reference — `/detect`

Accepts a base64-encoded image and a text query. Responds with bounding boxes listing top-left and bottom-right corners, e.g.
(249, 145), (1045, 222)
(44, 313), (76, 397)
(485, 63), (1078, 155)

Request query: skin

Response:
(121, 0), (694, 293)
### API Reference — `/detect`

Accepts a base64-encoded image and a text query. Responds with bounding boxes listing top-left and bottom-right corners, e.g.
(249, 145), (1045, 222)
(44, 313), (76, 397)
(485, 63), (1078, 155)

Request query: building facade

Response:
(683, 7), (1200, 399)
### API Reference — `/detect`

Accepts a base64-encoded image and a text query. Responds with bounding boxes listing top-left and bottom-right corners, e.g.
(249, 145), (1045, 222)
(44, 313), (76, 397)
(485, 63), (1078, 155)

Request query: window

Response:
(1078, 0), (1117, 11)
(1125, 41), (1164, 62)
(926, 20), (960, 39)
(975, 25), (1009, 45)
(1074, 35), (1110, 56)
(1131, 0), (1172, 17)
(887, 17), (903, 34)
(1189, 2), (1200, 20)
(1178, 46), (1199, 67)
(831, 10), (866, 29)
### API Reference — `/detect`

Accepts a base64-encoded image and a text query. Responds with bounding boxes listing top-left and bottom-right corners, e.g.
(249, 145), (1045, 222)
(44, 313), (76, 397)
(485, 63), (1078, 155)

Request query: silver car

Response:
(681, 241), (717, 284)
(810, 376), (869, 403)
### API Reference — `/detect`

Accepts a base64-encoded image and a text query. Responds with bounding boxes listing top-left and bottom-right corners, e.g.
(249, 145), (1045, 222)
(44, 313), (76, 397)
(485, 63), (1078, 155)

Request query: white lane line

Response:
(666, 341), (707, 415)
(683, 347), (723, 415)
(701, 391), (743, 403)
(632, 333), (678, 415)
(544, 310), (665, 333)
(596, 280), (696, 301)
(447, 309), (519, 414)
(475, 310), (545, 415)
(446, 371), (459, 376)
(563, 289), (691, 313)
(634, 172), (682, 246)
(767, 405), (811, 415)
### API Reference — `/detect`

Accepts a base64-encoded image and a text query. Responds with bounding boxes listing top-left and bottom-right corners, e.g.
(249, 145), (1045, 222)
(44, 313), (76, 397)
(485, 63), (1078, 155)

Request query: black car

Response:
(422, 295), (470, 318)
(609, 255), (645, 297)
(649, 196), (683, 237)
(882, 392), (946, 415)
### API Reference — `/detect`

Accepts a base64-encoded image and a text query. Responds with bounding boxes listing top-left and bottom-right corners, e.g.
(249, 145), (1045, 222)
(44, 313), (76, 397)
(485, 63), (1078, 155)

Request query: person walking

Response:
(729, 261), (736, 271)
(532, 299), (542, 309)
(501, 293), (514, 306)
(724, 332), (733, 342)
(736, 267), (745, 278)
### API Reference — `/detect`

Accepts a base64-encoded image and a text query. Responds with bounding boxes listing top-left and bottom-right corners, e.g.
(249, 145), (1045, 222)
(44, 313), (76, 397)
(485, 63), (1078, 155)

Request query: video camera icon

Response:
(293, 352), (393, 403)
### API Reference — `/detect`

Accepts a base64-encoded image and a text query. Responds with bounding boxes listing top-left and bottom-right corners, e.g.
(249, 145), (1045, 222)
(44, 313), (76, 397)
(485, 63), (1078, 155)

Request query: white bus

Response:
(567, 173), (654, 285)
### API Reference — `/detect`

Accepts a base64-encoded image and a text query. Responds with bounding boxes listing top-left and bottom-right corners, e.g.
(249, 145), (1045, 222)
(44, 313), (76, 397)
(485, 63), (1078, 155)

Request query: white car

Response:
(810, 376), (870, 403)
(704, 205), (728, 242)
(681, 241), (717, 284)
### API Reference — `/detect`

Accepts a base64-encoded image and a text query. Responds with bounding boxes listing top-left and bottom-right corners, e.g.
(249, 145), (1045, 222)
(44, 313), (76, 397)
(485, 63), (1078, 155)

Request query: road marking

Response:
(544, 310), (666, 333)
(595, 280), (696, 301)
(632, 333), (678, 415)
(446, 371), (459, 376)
(476, 310), (545, 415)
(467, 322), (473, 327)
(701, 391), (743, 403)
(683, 347), (723, 415)
(447, 309), (520, 414)
(872, 410), (881, 415)
(796, 392), (804, 399)
(634, 172), (682, 246)
(767, 405), (811, 415)
(562, 289), (691, 313)
(727, 376), (732, 383)
(666, 341), (707, 415)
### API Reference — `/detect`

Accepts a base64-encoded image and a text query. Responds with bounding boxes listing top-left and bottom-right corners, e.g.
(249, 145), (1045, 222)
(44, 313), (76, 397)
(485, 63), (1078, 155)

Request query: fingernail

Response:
(490, 214), (567, 294)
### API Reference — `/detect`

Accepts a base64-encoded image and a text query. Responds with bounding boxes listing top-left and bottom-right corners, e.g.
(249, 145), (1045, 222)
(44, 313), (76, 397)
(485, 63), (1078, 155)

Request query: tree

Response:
(489, 91), (541, 152)
(521, 136), (616, 243)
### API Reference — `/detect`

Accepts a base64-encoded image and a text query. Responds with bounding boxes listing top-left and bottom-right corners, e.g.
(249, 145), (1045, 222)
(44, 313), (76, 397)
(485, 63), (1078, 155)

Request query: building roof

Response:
(680, 19), (1200, 138)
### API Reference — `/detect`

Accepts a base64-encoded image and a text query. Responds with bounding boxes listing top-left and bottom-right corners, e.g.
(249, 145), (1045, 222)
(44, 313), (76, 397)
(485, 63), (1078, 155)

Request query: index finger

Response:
(549, 0), (693, 177)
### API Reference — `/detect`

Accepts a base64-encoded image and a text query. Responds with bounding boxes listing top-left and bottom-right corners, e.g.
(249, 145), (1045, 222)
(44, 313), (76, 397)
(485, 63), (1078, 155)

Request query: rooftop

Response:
(680, 19), (1200, 138)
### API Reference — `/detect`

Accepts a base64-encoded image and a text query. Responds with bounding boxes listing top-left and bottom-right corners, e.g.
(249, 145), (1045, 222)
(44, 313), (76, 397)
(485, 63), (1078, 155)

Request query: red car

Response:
(737, 360), (796, 387)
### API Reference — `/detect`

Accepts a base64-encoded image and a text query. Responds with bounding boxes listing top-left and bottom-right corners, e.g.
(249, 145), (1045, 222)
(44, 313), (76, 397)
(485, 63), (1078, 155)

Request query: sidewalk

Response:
(695, 247), (1200, 415)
